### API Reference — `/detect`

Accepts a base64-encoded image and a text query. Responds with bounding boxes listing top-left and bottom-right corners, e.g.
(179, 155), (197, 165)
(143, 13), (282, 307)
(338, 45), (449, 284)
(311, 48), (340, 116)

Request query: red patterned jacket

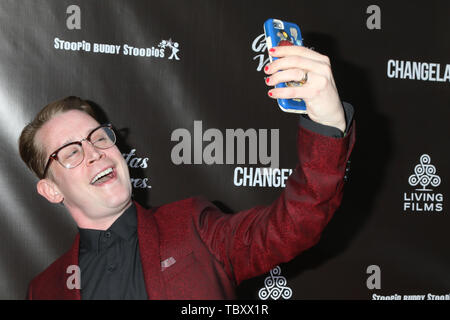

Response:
(27, 121), (355, 299)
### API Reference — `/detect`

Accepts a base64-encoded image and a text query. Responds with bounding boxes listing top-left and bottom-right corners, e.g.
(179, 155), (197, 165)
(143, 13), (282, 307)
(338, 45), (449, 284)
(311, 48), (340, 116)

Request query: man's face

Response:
(36, 110), (132, 227)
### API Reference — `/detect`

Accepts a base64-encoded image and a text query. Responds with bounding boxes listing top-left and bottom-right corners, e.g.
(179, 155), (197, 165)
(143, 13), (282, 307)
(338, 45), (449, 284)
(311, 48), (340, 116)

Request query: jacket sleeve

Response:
(194, 113), (356, 286)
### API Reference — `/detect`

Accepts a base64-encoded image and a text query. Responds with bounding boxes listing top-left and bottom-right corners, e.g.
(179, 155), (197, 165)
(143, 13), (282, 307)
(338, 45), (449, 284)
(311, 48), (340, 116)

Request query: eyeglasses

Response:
(43, 123), (116, 178)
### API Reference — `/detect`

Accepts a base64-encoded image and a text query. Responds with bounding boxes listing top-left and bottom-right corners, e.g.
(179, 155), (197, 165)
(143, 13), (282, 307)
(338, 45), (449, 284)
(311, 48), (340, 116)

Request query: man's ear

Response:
(37, 179), (64, 203)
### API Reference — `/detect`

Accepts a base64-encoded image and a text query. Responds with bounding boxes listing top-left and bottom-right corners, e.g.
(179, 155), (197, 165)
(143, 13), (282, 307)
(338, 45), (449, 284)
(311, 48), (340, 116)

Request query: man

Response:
(20, 45), (355, 299)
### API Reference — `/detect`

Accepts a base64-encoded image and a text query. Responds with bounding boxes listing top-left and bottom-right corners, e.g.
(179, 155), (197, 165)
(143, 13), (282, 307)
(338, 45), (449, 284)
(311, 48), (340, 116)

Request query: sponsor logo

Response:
(62, 6), (180, 60)
(158, 39), (180, 60)
(372, 293), (450, 300)
(258, 266), (292, 300)
(170, 121), (293, 188)
(53, 37), (181, 60)
(387, 59), (450, 82)
(233, 167), (292, 188)
(252, 33), (270, 72)
(122, 149), (152, 189)
(403, 154), (443, 213)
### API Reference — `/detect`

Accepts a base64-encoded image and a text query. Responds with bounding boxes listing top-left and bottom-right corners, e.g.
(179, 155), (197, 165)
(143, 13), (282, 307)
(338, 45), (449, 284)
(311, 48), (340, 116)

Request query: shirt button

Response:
(105, 231), (111, 238)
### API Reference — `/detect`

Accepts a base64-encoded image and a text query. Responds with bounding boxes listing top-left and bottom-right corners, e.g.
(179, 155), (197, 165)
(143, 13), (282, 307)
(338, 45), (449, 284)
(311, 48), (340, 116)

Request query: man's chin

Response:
(101, 191), (132, 210)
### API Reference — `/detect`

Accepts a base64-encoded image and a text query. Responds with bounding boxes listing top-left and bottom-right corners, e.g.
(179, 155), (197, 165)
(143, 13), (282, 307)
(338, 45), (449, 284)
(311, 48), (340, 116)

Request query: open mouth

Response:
(90, 167), (116, 185)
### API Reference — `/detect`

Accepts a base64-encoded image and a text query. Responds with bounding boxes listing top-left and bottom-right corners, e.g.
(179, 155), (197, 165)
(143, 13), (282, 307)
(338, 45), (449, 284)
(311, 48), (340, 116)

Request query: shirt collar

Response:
(78, 202), (137, 252)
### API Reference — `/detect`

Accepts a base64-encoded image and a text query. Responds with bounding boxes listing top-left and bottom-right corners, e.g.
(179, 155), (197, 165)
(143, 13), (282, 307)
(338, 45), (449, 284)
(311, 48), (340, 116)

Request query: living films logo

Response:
(403, 154), (444, 213)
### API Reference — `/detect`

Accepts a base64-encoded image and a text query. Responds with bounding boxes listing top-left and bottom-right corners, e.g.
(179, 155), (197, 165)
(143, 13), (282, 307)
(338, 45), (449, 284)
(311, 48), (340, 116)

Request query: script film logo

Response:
(252, 33), (270, 72)
(403, 154), (443, 213)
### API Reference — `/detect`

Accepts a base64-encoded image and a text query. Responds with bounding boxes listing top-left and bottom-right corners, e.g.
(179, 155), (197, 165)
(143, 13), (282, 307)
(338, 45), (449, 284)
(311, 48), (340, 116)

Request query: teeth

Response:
(91, 168), (113, 184)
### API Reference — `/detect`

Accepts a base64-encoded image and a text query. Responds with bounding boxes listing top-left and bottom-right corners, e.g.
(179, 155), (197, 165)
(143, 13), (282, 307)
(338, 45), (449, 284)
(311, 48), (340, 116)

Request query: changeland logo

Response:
(170, 121), (294, 188)
(403, 154), (444, 213)
(387, 59), (450, 82)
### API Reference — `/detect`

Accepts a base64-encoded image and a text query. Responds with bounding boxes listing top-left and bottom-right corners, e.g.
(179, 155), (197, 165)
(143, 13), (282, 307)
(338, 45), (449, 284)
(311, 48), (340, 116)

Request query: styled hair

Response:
(18, 96), (96, 179)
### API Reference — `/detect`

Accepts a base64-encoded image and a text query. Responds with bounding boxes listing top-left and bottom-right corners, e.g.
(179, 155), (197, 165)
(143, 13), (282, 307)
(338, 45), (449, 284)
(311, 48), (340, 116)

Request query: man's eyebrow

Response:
(60, 137), (77, 146)
(57, 126), (99, 148)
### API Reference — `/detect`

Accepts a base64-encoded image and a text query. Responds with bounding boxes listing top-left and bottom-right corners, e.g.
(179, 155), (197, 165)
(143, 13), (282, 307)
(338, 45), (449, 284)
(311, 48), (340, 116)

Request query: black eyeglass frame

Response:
(42, 123), (116, 178)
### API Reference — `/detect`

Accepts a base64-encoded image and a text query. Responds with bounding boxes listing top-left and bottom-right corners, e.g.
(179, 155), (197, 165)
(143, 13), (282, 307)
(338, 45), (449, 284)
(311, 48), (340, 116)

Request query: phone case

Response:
(264, 18), (307, 114)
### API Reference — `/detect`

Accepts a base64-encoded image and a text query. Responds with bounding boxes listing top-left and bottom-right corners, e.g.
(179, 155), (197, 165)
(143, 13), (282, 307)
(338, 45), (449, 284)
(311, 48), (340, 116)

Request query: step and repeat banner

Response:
(1, 0), (449, 300)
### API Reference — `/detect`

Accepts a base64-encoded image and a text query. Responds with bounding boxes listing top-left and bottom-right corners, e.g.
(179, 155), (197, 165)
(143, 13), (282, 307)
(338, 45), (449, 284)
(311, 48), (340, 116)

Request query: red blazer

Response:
(27, 123), (355, 299)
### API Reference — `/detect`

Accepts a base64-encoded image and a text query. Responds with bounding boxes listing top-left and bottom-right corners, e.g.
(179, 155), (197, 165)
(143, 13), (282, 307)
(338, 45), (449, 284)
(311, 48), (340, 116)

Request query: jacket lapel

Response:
(135, 201), (167, 299)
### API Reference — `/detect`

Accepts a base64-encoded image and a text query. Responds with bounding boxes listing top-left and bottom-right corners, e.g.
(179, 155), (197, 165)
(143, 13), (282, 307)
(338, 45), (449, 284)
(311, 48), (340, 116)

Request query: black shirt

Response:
(78, 203), (148, 299)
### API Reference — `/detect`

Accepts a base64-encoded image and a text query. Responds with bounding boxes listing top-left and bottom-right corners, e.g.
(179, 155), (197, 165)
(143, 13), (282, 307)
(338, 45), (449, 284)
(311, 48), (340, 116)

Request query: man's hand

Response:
(264, 46), (346, 133)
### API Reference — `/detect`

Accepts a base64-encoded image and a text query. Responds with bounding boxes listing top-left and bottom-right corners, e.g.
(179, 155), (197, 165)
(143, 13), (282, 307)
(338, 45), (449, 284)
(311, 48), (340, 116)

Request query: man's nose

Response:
(83, 141), (105, 165)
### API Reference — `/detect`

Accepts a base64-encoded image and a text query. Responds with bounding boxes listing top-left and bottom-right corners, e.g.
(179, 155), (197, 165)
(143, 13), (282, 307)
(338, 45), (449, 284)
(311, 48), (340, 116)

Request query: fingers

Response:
(269, 45), (331, 64)
(266, 68), (308, 87)
(264, 46), (335, 102)
(268, 85), (315, 100)
(267, 72), (328, 100)
(263, 46), (344, 131)
(264, 55), (331, 78)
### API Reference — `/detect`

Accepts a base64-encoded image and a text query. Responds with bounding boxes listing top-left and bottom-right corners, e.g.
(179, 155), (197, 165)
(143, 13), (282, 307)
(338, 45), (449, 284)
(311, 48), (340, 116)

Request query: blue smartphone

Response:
(264, 18), (307, 114)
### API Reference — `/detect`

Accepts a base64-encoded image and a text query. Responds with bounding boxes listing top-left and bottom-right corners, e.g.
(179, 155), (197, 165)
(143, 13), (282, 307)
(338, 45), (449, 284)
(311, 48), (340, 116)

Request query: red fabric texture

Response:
(27, 122), (355, 299)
